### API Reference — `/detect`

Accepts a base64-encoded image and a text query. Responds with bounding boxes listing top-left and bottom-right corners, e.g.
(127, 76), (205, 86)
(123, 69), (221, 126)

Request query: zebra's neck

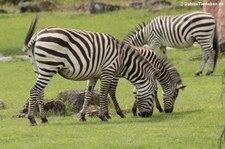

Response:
(157, 58), (182, 90)
(137, 47), (181, 91)
(118, 42), (150, 85)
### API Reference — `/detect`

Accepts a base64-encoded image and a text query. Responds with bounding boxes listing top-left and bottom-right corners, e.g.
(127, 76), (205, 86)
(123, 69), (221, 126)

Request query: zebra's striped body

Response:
(107, 45), (185, 116)
(124, 11), (218, 76)
(23, 16), (159, 125)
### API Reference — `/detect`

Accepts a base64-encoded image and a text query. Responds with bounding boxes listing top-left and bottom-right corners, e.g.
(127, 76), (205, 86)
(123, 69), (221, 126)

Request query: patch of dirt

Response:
(0, 54), (28, 62)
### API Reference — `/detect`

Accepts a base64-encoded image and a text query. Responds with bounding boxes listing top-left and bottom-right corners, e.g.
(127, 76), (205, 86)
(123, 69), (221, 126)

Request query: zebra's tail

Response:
(213, 25), (219, 68)
(22, 15), (38, 52)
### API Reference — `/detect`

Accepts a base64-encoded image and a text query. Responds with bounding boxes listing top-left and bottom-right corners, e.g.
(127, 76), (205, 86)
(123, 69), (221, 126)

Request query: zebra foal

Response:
(106, 45), (185, 117)
(124, 11), (218, 76)
(132, 46), (186, 114)
(22, 16), (160, 125)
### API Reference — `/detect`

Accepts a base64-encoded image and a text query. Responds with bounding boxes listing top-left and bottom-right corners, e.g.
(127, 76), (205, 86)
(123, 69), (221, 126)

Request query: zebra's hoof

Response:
(116, 111), (125, 118)
(105, 114), (111, 119)
(132, 111), (137, 116)
(118, 112), (125, 118)
(195, 72), (201, 77)
(41, 118), (48, 124)
(28, 116), (37, 126)
(132, 109), (137, 116)
(158, 108), (163, 113)
(79, 118), (86, 122)
(99, 115), (108, 121)
(30, 122), (37, 126)
(80, 113), (86, 122)
(206, 71), (213, 76)
(29, 120), (37, 126)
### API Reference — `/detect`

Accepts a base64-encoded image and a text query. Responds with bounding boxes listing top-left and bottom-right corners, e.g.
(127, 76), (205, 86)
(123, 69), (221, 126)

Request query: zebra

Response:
(124, 11), (218, 76)
(105, 45), (185, 117)
(131, 45), (186, 114)
(81, 44), (163, 119)
(22, 16), (160, 126)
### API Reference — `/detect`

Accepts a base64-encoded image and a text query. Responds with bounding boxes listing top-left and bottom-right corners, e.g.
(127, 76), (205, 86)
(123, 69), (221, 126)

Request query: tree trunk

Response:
(203, 0), (225, 52)
(203, 0), (220, 20)
(217, 0), (225, 52)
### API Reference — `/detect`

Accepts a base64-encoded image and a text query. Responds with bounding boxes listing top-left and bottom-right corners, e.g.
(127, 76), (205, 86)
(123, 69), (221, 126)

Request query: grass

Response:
(0, 5), (200, 55)
(0, 4), (225, 149)
(0, 51), (225, 148)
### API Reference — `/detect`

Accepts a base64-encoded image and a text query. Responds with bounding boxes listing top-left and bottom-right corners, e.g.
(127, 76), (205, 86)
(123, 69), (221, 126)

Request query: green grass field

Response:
(0, 3), (225, 149)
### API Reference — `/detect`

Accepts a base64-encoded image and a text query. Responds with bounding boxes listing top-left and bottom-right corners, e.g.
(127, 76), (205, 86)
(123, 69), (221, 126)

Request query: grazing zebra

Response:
(131, 46), (186, 114)
(82, 44), (163, 118)
(124, 11), (218, 76)
(106, 45), (185, 117)
(23, 16), (160, 126)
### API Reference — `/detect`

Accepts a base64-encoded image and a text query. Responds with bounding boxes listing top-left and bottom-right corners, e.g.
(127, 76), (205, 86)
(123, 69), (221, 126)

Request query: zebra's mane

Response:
(159, 57), (182, 85)
(124, 22), (148, 41)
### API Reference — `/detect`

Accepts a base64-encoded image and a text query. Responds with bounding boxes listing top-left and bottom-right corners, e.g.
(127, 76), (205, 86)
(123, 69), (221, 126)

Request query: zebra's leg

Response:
(132, 87), (138, 116)
(38, 91), (48, 124)
(80, 79), (98, 122)
(206, 48), (216, 76)
(98, 74), (114, 121)
(195, 50), (208, 76)
(28, 74), (53, 126)
(108, 78), (125, 118)
(28, 84), (44, 126)
(154, 92), (163, 112)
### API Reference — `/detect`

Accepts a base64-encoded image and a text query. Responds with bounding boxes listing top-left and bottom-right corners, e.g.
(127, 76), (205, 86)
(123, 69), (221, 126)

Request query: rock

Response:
(14, 99), (66, 118)
(0, 100), (4, 109)
(142, 0), (171, 10)
(44, 100), (66, 116)
(15, 89), (110, 118)
(39, 1), (57, 11)
(12, 113), (27, 119)
(89, 0), (120, 14)
(0, 9), (7, 13)
(19, 1), (56, 13)
(55, 89), (110, 112)
(19, 2), (40, 13)
(130, 2), (143, 9)
(86, 105), (100, 117)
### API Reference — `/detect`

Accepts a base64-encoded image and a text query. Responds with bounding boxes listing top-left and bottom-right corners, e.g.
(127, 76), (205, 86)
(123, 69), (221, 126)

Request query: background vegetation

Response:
(0, 0), (224, 148)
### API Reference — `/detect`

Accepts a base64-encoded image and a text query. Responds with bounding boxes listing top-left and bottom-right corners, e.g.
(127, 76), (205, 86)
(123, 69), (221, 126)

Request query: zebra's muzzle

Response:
(164, 108), (173, 113)
(138, 110), (153, 117)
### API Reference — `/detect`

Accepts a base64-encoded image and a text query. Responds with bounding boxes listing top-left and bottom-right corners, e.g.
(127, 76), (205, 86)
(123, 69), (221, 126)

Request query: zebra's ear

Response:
(176, 84), (186, 90)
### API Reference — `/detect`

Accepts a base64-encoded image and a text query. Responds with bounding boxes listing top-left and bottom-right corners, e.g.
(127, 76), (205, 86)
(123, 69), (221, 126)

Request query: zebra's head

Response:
(157, 57), (186, 113)
(135, 73), (159, 117)
(162, 83), (186, 113)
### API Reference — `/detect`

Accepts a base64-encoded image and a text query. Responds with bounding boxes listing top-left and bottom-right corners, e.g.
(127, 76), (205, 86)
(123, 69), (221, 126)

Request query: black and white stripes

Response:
(23, 16), (159, 125)
(124, 11), (218, 76)
(98, 45), (185, 118)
